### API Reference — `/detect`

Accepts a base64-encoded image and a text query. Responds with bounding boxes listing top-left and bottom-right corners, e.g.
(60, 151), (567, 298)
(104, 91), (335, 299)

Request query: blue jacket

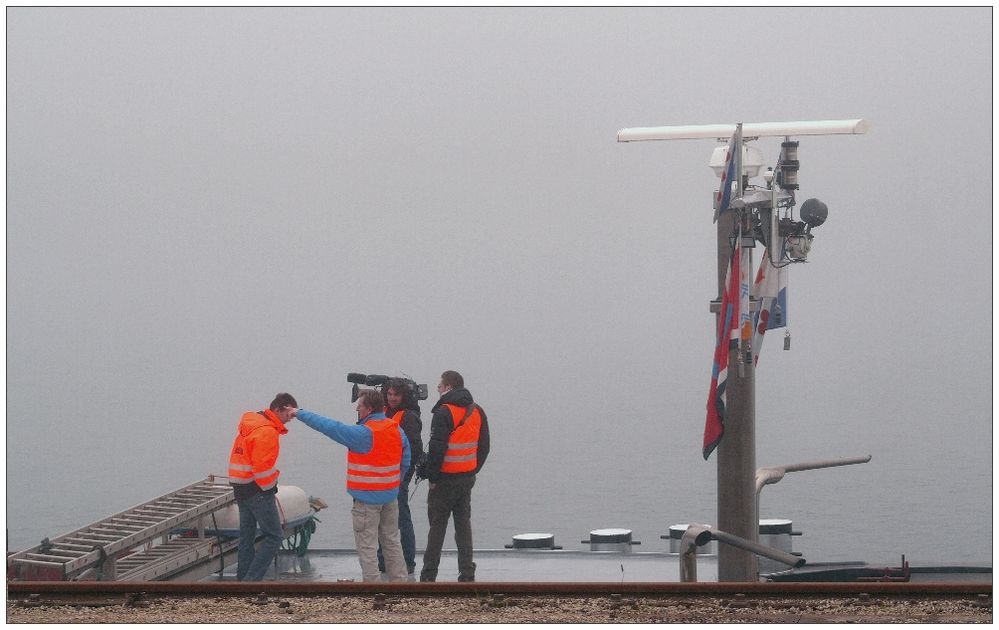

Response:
(296, 409), (411, 505)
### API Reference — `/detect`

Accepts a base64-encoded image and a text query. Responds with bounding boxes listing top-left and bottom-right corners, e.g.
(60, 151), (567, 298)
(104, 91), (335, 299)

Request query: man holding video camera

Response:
(296, 389), (411, 582)
(418, 370), (490, 582)
(377, 377), (424, 576)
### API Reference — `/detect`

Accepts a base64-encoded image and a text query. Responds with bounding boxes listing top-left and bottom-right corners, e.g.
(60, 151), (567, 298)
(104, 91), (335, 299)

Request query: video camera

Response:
(347, 372), (429, 403)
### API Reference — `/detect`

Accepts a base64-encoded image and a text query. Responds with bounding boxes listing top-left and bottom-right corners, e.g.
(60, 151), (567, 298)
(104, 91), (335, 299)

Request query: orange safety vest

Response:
(346, 418), (403, 492)
(387, 409), (405, 426)
(228, 410), (287, 492)
(440, 404), (481, 474)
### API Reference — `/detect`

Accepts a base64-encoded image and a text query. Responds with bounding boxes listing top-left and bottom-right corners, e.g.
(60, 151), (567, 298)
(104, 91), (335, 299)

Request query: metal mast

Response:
(617, 119), (868, 582)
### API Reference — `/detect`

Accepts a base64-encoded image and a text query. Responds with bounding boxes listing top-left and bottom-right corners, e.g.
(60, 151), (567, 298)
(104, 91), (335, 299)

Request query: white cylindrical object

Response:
(758, 519), (796, 575)
(618, 119), (868, 142)
(585, 528), (635, 552)
(510, 533), (556, 549)
(209, 485), (312, 530)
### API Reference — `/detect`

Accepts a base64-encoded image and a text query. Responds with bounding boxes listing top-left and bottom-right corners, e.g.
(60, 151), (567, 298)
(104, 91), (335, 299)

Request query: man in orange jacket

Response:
(227, 392), (298, 581)
(419, 371), (489, 582)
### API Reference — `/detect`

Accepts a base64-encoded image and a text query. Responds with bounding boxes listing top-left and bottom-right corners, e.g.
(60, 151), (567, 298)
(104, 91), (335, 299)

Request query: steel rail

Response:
(7, 580), (990, 596)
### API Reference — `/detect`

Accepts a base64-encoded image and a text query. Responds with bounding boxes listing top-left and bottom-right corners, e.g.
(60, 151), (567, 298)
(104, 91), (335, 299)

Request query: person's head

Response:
(355, 389), (384, 420)
(437, 370), (463, 396)
(384, 378), (415, 411)
(270, 392), (298, 423)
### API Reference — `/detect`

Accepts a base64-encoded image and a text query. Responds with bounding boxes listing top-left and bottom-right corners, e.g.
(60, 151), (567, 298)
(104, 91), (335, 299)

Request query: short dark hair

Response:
(270, 392), (298, 411)
(357, 388), (384, 412)
(440, 370), (463, 389)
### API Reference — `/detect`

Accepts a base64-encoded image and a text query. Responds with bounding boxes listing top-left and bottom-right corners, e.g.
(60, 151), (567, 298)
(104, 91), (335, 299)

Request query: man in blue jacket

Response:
(296, 389), (410, 582)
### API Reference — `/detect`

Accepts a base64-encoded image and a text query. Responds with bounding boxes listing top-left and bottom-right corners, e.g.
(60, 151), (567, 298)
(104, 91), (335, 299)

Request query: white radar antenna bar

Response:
(617, 119), (868, 142)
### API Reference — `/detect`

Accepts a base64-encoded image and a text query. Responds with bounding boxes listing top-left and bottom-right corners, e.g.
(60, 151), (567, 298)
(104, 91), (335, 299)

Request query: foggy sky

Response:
(5, 8), (992, 555)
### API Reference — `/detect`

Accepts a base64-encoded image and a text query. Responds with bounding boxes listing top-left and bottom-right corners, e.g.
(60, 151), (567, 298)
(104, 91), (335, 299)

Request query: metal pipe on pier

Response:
(680, 524), (805, 583)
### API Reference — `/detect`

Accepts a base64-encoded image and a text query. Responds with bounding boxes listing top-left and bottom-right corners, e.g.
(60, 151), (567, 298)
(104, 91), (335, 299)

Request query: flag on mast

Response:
(713, 122), (743, 222)
(751, 248), (789, 365)
(738, 233), (752, 365)
(703, 242), (740, 460)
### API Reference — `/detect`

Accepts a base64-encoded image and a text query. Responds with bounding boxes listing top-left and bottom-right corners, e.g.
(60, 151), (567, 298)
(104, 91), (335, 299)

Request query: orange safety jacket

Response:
(440, 403), (482, 474)
(387, 409), (405, 426)
(346, 418), (403, 492)
(228, 409), (288, 492)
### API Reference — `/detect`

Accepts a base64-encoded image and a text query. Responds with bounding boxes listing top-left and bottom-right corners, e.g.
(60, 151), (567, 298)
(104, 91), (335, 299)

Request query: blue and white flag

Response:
(713, 123), (742, 221)
(751, 248), (788, 365)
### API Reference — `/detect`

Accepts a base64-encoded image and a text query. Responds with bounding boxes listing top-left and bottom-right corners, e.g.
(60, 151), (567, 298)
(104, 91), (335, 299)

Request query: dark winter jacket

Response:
(387, 403), (423, 483)
(424, 387), (489, 483)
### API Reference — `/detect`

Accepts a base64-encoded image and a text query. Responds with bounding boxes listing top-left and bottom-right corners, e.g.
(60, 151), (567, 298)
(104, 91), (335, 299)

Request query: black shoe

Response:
(419, 574), (436, 582)
(457, 561), (476, 582)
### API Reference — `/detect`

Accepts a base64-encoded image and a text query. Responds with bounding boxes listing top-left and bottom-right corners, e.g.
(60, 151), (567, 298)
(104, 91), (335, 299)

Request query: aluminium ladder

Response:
(7, 477), (238, 581)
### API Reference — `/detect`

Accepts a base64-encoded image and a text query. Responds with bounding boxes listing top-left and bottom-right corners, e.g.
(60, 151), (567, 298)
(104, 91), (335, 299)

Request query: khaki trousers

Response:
(352, 498), (407, 582)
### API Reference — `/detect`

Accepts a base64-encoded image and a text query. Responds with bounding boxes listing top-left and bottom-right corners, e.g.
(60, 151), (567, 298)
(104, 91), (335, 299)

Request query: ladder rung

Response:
(89, 526), (136, 536)
(111, 516), (160, 526)
(127, 513), (177, 522)
(79, 532), (121, 541)
(182, 490), (231, 498)
(11, 558), (66, 568)
(132, 508), (181, 517)
(66, 534), (108, 549)
(37, 548), (87, 558)
(102, 523), (146, 532)
(49, 542), (94, 551)
(133, 505), (181, 512)
(108, 516), (153, 525)
(172, 497), (218, 505)
(151, 501), (201, 510)
(25, 553), (73, 563)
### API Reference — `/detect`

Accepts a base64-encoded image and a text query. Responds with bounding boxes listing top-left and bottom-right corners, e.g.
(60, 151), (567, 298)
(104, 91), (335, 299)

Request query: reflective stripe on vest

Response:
(346, 418), (403, 492)
(228, 462), (255, 485)
(441, 404), (481, 474)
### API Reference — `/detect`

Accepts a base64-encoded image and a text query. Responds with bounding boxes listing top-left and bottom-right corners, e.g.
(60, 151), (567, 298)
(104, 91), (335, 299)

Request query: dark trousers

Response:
(235, 491), (283, 581)
(420, 475), (476, 582)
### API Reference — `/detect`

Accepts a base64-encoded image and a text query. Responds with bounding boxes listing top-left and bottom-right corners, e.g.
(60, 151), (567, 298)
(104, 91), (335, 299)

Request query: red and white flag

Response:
(703, 243), (741, 460)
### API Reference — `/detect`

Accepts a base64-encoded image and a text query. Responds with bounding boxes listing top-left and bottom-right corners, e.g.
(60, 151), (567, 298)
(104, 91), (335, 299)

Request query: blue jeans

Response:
(236, 491), (283, 581)
(377, 478), (416, 572)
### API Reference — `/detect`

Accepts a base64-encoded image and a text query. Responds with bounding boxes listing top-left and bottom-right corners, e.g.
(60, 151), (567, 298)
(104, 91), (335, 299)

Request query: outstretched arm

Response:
(296, 409), (372, 453)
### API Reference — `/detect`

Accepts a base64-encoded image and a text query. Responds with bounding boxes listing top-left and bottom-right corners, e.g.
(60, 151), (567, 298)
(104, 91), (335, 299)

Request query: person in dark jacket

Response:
(419, 370), (489, 582)
(377, 377), (424, 575)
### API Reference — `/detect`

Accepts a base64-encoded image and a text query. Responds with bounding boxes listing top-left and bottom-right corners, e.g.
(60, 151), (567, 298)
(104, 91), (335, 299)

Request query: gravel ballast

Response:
(7, 593), (992, 624)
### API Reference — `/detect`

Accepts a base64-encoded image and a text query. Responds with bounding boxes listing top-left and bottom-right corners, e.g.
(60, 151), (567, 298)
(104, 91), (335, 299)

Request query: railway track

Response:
(6, 579), (992, 596)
